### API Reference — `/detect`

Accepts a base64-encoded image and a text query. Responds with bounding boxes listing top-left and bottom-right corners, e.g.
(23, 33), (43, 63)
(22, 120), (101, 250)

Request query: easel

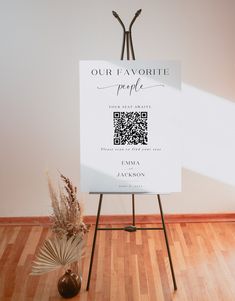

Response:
(86, 9), (177, 291)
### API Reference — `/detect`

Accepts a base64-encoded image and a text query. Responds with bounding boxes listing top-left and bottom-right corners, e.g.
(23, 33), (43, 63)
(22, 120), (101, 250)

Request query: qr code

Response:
(113, 112), (148, 145)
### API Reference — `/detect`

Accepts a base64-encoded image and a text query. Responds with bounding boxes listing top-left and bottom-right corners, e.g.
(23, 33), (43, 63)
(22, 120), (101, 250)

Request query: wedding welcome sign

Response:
(79, 60), (181, 193)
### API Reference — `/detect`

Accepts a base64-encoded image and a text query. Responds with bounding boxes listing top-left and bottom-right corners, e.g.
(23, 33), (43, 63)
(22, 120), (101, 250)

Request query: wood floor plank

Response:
(1, 222), (235, 300)
(18, 226), (42, 266)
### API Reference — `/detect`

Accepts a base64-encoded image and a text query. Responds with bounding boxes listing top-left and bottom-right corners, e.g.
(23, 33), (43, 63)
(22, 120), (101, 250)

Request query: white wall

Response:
(0, 0), (234, 216)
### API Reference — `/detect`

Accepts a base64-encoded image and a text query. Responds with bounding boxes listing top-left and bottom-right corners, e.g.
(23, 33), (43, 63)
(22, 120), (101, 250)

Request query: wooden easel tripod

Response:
(86, 9), (177, 292)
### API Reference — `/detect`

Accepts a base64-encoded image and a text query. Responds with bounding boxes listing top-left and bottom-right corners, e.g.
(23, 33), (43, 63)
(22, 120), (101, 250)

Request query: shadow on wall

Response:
(163, 168), (235, 214)
(181, 83), (235, 187)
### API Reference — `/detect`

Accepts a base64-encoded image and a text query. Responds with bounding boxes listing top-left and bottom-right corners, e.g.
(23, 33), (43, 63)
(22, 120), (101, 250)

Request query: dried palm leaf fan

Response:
(31, 235), (84, 275)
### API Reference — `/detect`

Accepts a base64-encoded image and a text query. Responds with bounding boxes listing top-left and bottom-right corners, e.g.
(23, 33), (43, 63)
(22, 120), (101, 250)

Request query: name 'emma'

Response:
(121, 160), (140, 166)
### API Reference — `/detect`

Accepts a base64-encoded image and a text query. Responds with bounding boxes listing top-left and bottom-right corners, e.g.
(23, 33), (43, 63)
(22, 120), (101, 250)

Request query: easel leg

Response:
(132, 194), (135, 226)
(86, 194), (103, 291)
(157, 194), (177, 290)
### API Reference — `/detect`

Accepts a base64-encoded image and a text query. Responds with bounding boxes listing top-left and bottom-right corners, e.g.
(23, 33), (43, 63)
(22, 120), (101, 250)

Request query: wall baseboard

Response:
(0, 213), (235, 226)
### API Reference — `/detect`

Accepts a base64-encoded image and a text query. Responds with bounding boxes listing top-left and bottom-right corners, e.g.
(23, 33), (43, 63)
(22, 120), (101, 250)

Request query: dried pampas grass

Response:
(48, 173), (89, 239)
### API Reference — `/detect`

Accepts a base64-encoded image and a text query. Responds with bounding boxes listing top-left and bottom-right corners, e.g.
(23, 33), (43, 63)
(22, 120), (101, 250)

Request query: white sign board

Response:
(79, 60), (181, 193)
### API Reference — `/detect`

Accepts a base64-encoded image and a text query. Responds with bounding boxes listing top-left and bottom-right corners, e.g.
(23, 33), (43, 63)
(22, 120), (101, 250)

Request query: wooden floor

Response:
(1, 222), (235, 301)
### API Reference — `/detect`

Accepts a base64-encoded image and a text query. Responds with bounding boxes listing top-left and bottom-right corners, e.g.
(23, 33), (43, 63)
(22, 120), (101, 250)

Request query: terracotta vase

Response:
(57, 269), (82, 298)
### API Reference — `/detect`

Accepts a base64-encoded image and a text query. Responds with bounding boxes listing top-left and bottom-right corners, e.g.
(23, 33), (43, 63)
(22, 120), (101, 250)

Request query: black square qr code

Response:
(113, 111), (148, 145)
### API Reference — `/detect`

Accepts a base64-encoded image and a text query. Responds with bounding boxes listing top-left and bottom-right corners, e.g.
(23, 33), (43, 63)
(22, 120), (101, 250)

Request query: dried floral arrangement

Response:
(31, 173), (89, 276)
(49, 173), (89, 239)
